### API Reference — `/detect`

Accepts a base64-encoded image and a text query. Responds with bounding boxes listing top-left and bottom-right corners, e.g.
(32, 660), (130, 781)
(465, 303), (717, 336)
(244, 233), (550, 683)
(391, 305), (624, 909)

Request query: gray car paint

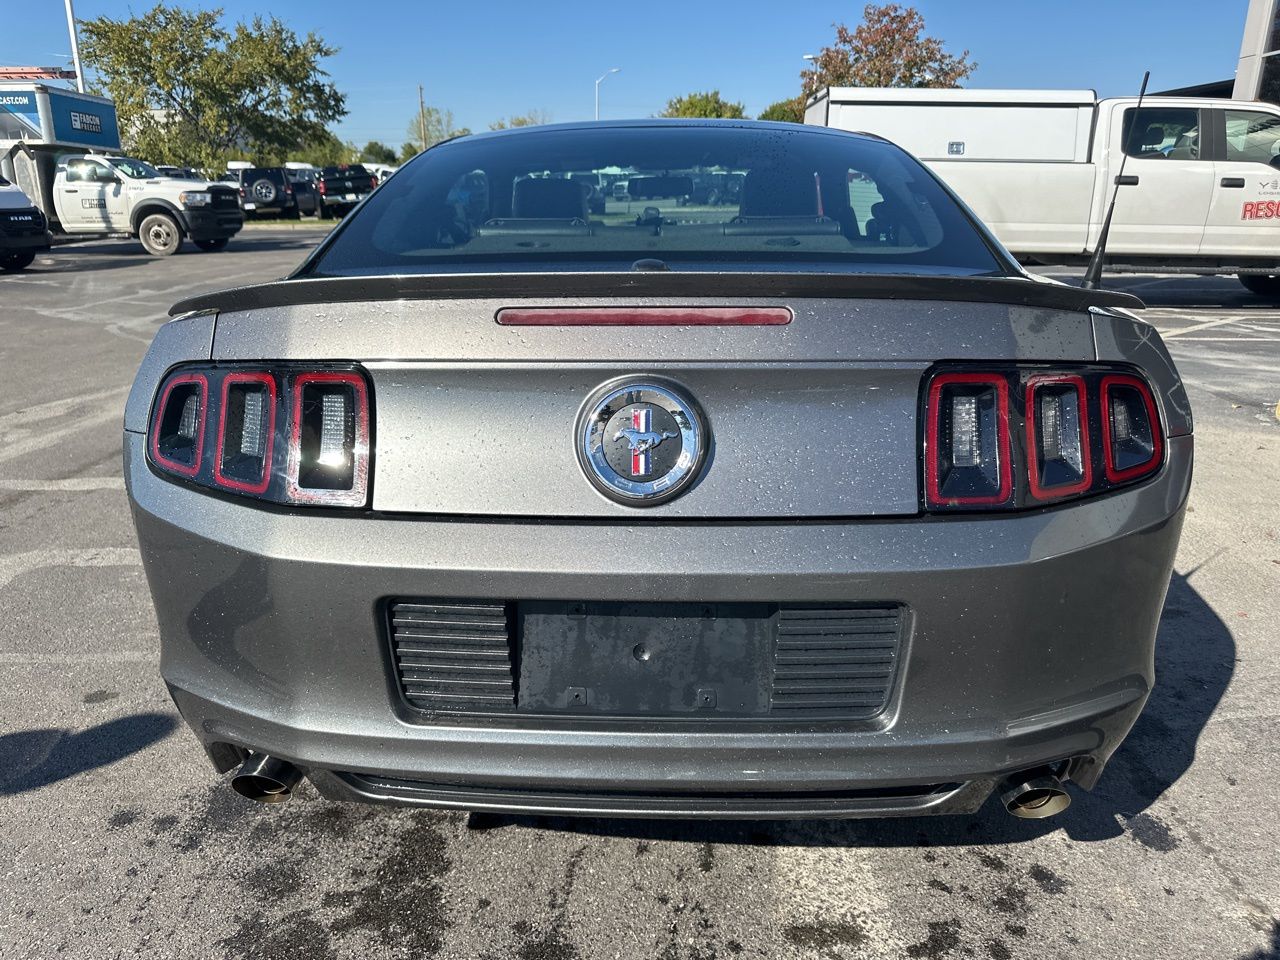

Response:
(126, 424), (1189, 819)
(124, 281), (1191, 816)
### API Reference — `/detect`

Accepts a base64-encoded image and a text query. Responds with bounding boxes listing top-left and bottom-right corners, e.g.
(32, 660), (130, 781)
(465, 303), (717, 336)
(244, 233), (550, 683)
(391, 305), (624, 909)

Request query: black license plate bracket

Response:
(516, 601), (775, 716)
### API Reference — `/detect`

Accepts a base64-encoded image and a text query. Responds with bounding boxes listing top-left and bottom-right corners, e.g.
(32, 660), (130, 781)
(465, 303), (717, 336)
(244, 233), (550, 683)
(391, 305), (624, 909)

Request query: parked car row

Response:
(0, 156), (389, 271)
(219, 164), (379, 221)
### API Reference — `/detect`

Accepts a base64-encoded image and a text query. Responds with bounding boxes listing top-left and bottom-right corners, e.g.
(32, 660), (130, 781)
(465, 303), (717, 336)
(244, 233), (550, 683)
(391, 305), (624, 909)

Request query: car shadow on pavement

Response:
(0, 712), (177, 795)
(471, 571), (1234, 849)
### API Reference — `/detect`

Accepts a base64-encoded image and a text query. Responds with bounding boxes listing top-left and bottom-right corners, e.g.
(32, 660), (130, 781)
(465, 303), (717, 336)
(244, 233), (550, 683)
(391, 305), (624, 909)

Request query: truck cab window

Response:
(1224, 110), (1280, 167)
(1122, 108), (1200, 160)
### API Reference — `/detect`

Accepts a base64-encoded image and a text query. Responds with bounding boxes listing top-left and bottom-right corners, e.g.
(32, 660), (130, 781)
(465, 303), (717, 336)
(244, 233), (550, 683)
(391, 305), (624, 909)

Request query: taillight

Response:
(370, 175), (378, 188)
(923, 365), (1164, 512)
(214, 372), (276, 494)
(150, 372), (207, 477)
(317, 180), (327, 195)
(925, 372), (1012, 508)
(1025, 374), (1091, 500)
(286, 372), (370, 506)
(147, 364), (372, 508)
(1101, 374), (1163, 483)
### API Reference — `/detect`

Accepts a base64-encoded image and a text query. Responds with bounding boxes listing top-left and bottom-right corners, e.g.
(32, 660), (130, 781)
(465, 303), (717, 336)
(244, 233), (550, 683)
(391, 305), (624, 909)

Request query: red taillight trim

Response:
(925, 372), (1012, 508)
(285, 371), (371, 506)
(150, 372), (208, 478)
(1100, 373), (1164, 483)
(495, 307), (793, 326)
(213, 372), (277, 495)
(1025, 373), (1092, 500)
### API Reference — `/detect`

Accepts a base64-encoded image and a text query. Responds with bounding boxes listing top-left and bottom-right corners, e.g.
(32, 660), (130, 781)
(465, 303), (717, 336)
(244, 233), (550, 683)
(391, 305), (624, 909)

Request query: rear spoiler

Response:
(169, 271), (1143, 317)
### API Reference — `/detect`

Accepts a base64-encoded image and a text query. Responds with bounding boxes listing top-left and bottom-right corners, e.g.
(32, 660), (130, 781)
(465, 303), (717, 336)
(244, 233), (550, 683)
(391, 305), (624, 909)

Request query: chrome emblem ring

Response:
(577, 378), (709, 506)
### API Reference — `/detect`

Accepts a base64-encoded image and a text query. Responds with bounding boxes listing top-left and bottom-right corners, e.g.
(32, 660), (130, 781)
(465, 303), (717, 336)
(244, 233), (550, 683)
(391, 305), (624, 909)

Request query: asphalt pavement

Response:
(0, 234), (1277, 960)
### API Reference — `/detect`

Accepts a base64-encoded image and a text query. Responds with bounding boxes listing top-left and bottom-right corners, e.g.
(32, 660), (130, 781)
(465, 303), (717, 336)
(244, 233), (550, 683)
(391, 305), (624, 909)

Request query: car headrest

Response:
(513, 178), (587, 219)
(740, 168), (820, 217)
(1142, 124), (1165, 149)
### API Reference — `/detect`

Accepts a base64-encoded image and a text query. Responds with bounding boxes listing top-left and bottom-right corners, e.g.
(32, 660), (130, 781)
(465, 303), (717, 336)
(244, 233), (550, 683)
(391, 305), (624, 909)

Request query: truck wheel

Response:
(139, 213), (182, 256)
(318, 202), (333, 221)
(1238, 274), (1280, 298)
(0, 249), (37, 272)
(194, 238), (229, 252)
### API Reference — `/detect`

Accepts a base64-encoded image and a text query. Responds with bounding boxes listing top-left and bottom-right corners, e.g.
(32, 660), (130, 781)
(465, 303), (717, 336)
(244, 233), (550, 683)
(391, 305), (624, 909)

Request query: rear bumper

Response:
(127, 431), (1191, 817)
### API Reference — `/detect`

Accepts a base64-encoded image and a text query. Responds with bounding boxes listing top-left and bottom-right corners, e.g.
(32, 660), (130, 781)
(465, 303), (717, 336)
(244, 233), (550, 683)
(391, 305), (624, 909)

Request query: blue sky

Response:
(6, 1), (1248, 148)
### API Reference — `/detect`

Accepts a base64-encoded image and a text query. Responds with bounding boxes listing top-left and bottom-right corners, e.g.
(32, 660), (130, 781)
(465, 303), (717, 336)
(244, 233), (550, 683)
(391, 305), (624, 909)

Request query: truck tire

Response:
(1238, 274), (1280, 298)
(139, 212), (182, 256)
(194, 238), (229, 252)
(0, 249), (37, 272)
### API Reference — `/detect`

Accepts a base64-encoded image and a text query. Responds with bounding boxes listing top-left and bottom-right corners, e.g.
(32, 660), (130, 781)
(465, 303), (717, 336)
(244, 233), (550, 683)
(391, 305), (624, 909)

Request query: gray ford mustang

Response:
(124, 120), (1191, 820)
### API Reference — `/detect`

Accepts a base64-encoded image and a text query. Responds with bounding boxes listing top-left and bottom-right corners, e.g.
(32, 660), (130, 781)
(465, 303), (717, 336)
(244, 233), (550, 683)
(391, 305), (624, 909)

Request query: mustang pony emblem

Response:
(613, 408), (676, 475)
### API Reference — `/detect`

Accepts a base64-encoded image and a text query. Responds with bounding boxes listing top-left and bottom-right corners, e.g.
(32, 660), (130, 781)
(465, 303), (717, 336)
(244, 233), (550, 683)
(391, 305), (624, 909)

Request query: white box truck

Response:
(806, 86), (1280, 296)
(1, 83), (241, 257)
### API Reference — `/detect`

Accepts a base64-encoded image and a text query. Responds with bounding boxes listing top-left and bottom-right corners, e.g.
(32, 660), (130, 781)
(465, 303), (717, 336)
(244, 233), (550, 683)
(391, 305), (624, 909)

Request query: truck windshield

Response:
(107, 157), (162, 179)
(304, 124), (1007, 278)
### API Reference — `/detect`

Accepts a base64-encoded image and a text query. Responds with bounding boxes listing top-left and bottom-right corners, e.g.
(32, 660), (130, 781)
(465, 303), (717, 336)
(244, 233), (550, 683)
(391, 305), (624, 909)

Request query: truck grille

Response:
(0, 209), (45, 237)
(388, 600), (902, 721)
(209, 188), (239, 211)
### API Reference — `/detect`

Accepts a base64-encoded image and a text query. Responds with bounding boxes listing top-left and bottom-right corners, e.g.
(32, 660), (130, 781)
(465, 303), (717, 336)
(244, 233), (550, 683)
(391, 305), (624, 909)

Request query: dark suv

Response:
(230, 167), (299, 220)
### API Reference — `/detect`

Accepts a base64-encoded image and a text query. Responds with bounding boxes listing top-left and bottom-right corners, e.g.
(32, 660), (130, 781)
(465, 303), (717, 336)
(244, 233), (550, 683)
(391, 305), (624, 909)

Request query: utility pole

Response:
(64, 0), (86, 93)
(418, 84), (428, 152)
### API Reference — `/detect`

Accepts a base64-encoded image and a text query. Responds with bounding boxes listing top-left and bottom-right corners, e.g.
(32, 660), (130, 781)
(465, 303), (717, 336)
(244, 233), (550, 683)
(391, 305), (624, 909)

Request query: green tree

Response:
(406, 106), (470, 153)
(292, 130), (355, 167)
(80, 4), (346, 171)
(801, 4), (976, 95)
(758, 97), (806, 124)
(489, 109), (552, 130)
(658, 91), (746, 119)
(359, 140), (398, 164)
(399, 141), (420, 163)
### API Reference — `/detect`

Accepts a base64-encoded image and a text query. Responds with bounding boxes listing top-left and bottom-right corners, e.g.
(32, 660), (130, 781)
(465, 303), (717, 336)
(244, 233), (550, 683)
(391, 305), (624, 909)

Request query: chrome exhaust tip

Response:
(1000, 770), (1071, 819)
(230, 752), (303, 804)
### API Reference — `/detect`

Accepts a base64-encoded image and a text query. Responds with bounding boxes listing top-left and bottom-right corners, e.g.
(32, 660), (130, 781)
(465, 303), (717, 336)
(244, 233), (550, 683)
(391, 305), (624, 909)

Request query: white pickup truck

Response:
(807, 87), (1280, 296)
(41, 154), (243, 255)
(0, 177), (51, 272)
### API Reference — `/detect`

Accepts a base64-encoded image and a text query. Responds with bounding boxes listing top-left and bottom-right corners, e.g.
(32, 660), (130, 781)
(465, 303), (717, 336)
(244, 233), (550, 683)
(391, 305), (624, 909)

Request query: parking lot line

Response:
(0, 547), (141, 591)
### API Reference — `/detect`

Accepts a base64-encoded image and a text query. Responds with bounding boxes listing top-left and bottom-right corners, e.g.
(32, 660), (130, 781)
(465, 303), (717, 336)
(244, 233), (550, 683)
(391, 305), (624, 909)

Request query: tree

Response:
(659, 91), (746, 119)
(80, 4), (346, 171)
(359, 140), (398, 164)
(801, 4), (976, 95)
(399, 141), (420, 163)
(293, 130), (354, 167)
(406, 106), (470, 154)
(489, 110), (552, 130)
(758, 97), (806, 124)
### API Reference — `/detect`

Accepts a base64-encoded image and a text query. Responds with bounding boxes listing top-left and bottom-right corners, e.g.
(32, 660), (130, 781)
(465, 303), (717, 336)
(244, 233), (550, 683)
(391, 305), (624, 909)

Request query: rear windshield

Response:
(305, 124), (1005, 277)
(241, 168), (286, 182)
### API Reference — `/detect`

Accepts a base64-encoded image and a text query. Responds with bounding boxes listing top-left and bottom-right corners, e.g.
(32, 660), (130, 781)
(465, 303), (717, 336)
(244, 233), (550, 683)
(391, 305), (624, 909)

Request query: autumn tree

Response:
(758, 97), (806, 124)
(801, 4), (976, 95)
(490, 110), (552, 130)
(659, 91), (746, 119)
(80, 4), (346, 170)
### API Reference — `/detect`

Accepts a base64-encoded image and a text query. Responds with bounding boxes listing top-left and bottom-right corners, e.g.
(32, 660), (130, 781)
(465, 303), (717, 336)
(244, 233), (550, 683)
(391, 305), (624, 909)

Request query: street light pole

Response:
(594, 68), (620, 121)
(64, 0), (86, 93)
